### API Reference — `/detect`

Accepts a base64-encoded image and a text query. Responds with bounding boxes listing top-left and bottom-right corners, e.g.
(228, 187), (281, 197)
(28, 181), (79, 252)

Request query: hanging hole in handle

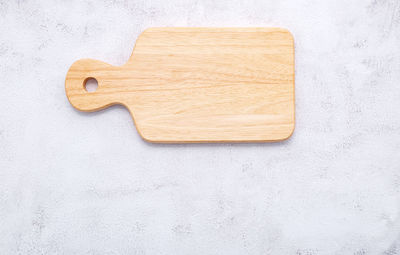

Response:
(84, 77), (98, 92)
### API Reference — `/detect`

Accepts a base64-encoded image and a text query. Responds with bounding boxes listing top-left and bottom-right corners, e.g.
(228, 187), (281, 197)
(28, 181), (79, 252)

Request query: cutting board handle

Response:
(65, 59), (122, 112)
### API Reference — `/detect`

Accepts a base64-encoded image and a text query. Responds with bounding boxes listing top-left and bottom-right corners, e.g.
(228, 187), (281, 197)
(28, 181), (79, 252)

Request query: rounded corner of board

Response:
(280, 125), (296, 142)
(138, 27), (159, 36)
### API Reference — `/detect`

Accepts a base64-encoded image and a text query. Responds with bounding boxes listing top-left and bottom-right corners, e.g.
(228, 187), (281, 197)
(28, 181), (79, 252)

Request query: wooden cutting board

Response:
(65, 28), (295, 143)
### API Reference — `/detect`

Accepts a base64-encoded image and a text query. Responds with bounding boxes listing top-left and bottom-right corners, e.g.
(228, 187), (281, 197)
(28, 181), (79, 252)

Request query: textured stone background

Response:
(1, 0), (400, 254)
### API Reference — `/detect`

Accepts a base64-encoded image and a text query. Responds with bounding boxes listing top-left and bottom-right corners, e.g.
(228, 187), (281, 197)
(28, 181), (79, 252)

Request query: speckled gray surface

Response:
(1, 0), (400, 254)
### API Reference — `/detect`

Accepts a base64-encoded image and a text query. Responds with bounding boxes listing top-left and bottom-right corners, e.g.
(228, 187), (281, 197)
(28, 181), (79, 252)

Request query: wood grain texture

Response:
(65, 27), (295, 143)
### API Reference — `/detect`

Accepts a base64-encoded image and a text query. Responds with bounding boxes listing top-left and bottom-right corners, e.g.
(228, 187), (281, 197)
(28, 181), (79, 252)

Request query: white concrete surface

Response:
(1, 0), (400, 254)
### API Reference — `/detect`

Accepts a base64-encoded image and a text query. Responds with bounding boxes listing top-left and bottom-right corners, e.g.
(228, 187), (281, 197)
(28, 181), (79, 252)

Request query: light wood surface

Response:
(65, 27), (295, 143)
